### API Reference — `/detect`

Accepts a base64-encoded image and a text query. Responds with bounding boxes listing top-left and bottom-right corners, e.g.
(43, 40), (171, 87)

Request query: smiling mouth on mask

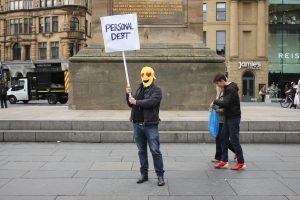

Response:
(143, 80), (150, 83)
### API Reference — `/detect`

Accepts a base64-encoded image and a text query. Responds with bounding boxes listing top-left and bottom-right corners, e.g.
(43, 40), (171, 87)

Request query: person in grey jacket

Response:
(126, 66), (165, 186)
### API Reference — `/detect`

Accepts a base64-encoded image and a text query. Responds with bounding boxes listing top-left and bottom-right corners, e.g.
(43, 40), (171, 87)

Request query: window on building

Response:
(13, 43), (21, 60)
(38, 42), (47, 60)
(51, 42), (59, 59)
(10, 20), (15, 34)
(216, 31), (226, 56)
(40, 0), (45, 7)
(8, 18), (33, 34)
(70, 17), (79, 31)
(25, 45), (30, 60)
(29, 18), (33, 33)
(14, 19), (19, 34)
(39, 17), (44, 33)
(85, 20), (88, 35)
(203, 3), (207, 22)
(8, 0), (33, 10)
(19, 19), (23, 33)
(24, 18), (29, 33)
(203, 31), (207, 46)
(40, 0), (56, 7)
(52, 16), (58, 32)
(45, 17), (51, 32)
(216, 2), (226, 21)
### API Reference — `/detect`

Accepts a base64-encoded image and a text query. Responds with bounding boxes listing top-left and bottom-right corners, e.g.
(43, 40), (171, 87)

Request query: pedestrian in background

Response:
(210, 73), (246, 170)
(126, 66), (165, 186)
(290, 82), (297, 109)
(0, 80), (8, 109)
(259, 85), (267, 102)
(212, 85), (236, 163)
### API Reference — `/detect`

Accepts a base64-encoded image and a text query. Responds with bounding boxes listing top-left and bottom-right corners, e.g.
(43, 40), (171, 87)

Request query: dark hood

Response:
(226, 82), (239, 92)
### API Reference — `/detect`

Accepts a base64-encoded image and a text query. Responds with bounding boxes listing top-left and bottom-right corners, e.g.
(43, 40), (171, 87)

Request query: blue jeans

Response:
(133, 124), (165, 177)
(220, 117), (245, 164)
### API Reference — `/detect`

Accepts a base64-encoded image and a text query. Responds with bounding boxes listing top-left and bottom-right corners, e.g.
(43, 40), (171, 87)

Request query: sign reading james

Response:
(111, 0), (186, 25)
(239, 61), (262, 70)
(101, 14), (140, 53)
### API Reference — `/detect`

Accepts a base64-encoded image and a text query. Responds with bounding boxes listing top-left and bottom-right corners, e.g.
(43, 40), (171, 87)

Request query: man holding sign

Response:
(126, 66), (165, 187)
(101, 15), (165, 186)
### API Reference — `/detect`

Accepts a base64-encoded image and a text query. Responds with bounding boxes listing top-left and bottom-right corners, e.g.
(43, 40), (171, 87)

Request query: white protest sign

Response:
(100, 14), (140, 53)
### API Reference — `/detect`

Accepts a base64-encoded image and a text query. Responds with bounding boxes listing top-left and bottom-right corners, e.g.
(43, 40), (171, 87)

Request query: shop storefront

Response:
(269, 0), (300, 97)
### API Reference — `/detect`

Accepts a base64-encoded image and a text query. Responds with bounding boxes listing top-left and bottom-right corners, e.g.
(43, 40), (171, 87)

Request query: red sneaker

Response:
(231, 163), (246, 170)
(214, 161), (229, 169)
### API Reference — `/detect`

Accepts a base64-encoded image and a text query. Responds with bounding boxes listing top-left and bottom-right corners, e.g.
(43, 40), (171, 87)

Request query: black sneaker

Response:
(136, 176), (148, 184)
(157, 176), (165, 186)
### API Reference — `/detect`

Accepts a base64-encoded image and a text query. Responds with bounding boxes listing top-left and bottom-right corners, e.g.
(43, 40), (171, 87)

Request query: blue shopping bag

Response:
(208, 109), (219, 138)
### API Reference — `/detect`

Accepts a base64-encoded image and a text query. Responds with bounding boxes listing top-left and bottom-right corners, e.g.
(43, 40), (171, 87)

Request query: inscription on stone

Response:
(111, 0), (186, 25)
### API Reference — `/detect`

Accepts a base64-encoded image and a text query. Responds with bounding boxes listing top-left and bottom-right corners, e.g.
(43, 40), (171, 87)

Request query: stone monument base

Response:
(69, 46), (225, 110)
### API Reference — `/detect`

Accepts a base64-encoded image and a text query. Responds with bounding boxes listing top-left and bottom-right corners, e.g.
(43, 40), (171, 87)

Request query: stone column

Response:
(31, 42), (37, 60)
(230, 0), (239, 58)
(47, 41), (51, 60)
(257, 0), (266, 57)
(21, 45), (26, 61)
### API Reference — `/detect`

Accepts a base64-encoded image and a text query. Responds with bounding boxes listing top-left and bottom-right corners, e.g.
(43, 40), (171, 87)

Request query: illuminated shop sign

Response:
(278, 53), (300, 59)
(239, 62), (262, 70)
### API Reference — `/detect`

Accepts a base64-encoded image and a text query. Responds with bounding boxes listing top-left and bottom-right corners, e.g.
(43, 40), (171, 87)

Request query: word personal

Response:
(105, 23), (134, 41)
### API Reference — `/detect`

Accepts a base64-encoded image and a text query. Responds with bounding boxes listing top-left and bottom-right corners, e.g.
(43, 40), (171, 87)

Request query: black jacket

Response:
(213, 82), (241, 119)
(0, 84), (8, 97)
(126, 83), (162, 126)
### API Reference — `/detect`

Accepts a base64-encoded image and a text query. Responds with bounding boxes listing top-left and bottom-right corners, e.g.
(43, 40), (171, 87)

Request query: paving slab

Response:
(40, 162), (93, 171)
(213, 196), (289, 200)
(149, 196), (213, 200)
(0, 196), (56, 200)
(90, 162), (133, 171)
(81, 179), (169, 195)
(0, 162), (45, 170)
(228, 179), (296, 196)
(22, 170), (76, 178)
(168, 179), (235, 195)
(0, 178), (88, 195)
(283, 179), (300, 195)
(56, 196), (148, 200)
(0, 170), (27, 178)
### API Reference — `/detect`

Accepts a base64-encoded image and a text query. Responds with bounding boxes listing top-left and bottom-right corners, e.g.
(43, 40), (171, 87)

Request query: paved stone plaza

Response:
(0, 143), (299, 200)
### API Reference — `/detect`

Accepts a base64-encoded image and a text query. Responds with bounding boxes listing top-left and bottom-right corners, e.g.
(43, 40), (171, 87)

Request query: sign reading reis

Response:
(101, 14), (140, 53)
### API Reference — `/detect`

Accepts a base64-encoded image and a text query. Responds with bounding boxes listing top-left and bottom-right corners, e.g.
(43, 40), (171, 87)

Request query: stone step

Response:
(1, 130), (300, 144)
(1, 120), (300, 132)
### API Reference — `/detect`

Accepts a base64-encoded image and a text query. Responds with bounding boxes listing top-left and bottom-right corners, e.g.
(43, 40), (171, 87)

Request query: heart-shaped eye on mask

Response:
(146, 72), (152, 77)
(141, 73), (144, 77)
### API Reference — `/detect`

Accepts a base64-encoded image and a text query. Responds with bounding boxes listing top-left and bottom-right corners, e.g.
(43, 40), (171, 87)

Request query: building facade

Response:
(0, 0), (92, 83)
(203, 0), (269, 101)
(269, 0), (300, 96)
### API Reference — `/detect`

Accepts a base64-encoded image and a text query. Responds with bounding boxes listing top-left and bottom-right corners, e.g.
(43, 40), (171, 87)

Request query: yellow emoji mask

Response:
(141, 66), (156, 88)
